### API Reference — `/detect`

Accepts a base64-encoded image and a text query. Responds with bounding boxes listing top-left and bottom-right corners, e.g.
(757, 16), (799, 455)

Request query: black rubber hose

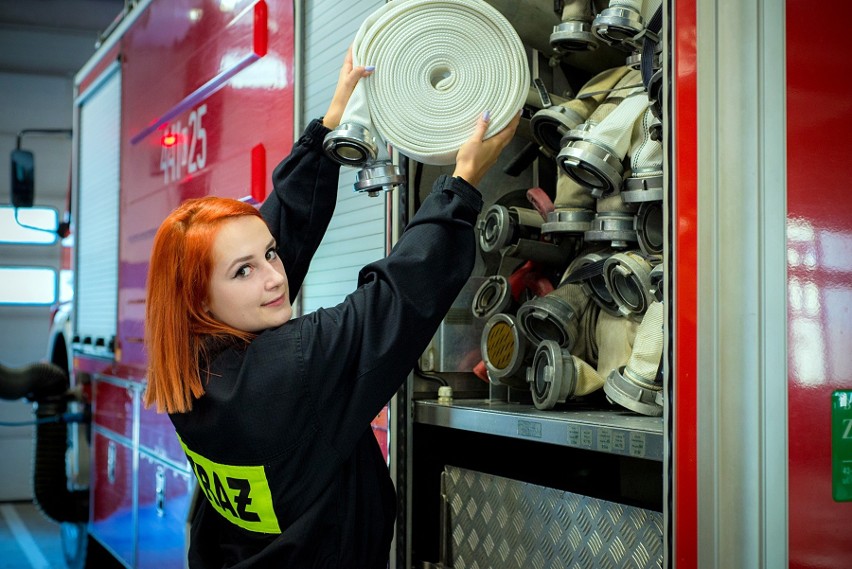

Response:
(0, 361), (90, 523)
(32, 398), (90, 523)
(0, 362), (68, 401)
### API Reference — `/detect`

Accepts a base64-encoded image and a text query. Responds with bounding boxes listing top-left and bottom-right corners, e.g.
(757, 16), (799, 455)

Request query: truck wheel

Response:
(60, 522), (87, 569)
(61, 522), (123, 569)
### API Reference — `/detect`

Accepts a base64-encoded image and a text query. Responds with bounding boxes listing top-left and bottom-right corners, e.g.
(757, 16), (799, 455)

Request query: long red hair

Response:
(144, 196), (262, 413)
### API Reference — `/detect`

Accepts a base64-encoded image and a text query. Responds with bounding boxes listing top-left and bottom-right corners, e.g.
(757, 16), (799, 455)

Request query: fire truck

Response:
(5, 0), (850, 567)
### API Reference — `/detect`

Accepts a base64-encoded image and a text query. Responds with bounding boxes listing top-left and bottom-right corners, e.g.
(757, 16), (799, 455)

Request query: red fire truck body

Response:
(68, 1), (300, 566)
(38, 0), (852, 567)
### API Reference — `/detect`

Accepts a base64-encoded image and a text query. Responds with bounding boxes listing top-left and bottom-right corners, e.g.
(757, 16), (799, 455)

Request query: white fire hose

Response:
(622, 106), (663, 203)
(324, 0), (530, 167)
(557, 69), (647, 198)
(604, 300), (664, 415)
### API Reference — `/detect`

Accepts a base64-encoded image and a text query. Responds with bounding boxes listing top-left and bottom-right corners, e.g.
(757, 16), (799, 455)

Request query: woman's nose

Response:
(265, 264), (286, 288)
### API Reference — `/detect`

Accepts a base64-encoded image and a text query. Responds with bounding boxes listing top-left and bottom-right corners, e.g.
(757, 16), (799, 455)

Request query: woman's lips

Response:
(263, 295), (285, 307)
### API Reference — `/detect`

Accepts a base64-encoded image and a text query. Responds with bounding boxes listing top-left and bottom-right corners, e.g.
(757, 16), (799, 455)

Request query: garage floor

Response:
(0, 501), (65, 569)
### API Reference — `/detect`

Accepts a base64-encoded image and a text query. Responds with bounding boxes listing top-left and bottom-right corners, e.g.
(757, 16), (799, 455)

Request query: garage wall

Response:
(0, 2), (117, 500)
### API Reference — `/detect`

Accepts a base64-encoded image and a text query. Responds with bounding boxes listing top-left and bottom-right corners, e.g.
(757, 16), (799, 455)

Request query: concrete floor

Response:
(0, 501), (65, 569)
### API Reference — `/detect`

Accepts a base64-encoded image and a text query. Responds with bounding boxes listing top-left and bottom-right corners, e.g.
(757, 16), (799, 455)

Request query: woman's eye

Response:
(235, 265), (253, 278)
(266, 248), (278, 262)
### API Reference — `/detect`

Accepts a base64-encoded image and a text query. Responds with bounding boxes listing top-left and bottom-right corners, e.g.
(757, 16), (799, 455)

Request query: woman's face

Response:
(204, 216), (292, 332)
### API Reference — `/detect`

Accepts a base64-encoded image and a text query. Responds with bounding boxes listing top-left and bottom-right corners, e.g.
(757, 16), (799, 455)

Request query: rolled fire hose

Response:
(531, 65), (631, 161)
(324, 0), (529, 168)
(622, 107), (663, 204)
(604, 300), (664, 416)
(592, 0), (644, 51)
(558, 70), (649, 198)
(550, 0), (598, 53)
(526, 339), (605, 410)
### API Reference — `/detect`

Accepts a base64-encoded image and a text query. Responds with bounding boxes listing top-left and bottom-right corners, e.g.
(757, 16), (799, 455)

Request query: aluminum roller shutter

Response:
(74, 65), (120, 348)
(299, 0), (386, 313)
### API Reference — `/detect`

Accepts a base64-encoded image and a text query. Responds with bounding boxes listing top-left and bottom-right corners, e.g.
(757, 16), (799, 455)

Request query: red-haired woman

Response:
(144, 50), (519, 569)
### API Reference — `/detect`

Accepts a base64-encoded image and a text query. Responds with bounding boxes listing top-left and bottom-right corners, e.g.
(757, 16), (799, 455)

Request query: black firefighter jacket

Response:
(169, 118), (483, 569)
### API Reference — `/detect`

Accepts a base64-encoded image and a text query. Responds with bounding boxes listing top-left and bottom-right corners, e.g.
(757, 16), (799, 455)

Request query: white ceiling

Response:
(0, 0), (128, 76)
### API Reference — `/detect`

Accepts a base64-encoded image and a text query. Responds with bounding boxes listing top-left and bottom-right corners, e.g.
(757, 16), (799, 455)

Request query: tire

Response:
(60, 522), (87, 569)
(60, 522), (123, 569)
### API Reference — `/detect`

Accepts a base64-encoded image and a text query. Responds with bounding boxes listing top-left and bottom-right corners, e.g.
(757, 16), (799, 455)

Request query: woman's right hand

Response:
(452, 110), (521, 187)
(323, 47), (374, 130)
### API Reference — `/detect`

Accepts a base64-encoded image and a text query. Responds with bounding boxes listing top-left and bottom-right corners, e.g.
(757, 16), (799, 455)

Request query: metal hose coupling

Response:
(592, 0), (644, 51)
(472, 275), (515, 320)
(516, 264), (591, 352)
(322, 81), (401, 197)
(478, 204), (569, 266)
(604, 300), (664, 416)
(557, 70), (648, 198)
(634, 201), (663, 256)
(471, 261), (554, 320)
(352, 157), (406, 197)
(602, 250), (658, 320)
(550, 0), (598, 53)
(323, 123), (378, 168)
(527, 340), (605, 410)
(531, 66), (632, 159)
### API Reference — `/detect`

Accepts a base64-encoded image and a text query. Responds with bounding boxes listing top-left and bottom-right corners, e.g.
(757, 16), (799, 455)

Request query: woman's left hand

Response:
(323, 47), (374, 129)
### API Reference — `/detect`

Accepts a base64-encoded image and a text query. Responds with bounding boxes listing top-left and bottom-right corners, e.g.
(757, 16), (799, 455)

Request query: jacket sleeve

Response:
(259, 119), (340, 301)
(295, 174), (483, 456)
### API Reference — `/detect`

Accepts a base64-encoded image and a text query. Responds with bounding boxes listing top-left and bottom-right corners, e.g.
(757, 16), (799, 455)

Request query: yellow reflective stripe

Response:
(179, 437), (281, 534)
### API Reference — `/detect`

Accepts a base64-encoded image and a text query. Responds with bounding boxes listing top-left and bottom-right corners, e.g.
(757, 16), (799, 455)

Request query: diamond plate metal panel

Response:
(443, 466), (662, 569)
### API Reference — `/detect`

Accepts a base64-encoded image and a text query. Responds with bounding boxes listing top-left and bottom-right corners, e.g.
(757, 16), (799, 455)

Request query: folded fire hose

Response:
(324, 0), (530, 167)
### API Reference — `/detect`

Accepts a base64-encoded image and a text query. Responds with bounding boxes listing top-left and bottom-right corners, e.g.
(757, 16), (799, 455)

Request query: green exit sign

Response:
(832, 390), (852, 502)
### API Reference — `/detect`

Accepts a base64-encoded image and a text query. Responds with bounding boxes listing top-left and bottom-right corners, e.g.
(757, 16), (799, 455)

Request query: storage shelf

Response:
(414, 399), (664, 461)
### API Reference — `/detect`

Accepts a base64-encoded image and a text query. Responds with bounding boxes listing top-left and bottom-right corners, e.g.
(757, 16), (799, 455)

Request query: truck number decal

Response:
(179, 437), (281, 534)
(160, 103), (208, 184)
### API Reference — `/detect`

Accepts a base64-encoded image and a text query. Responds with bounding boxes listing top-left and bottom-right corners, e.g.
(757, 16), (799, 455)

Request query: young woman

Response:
(144, 50), (520, 568)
